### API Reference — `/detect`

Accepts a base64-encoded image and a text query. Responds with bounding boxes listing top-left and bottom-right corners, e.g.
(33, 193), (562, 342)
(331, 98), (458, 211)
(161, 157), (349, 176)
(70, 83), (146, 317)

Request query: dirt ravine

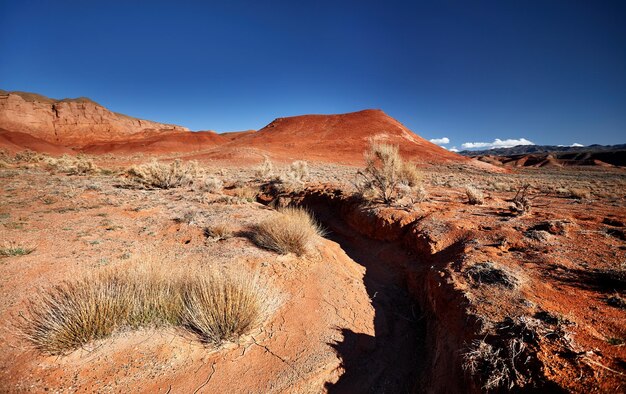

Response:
(263, 182), (626, 393)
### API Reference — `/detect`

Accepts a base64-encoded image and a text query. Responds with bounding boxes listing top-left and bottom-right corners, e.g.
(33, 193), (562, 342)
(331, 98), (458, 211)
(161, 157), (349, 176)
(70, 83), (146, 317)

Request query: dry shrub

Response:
(255, 157), (274, 180)
(127, 159), (197, 189)
(204, 223), (234, 241)
(568, 187), (590, 200)
(465, 262), (519, 289)
(277, 160), (310, 192)
(465, 185), (485, 205)
(200, 175), (223, 193)
(414, 184), (429, 202)
(510, 184), (532, 216)
(45, 155), (98, 175)
(253, 206), (325, 256)
(400, 162), (421, 187)
(20, 262), (275, 354)
(355, 143), (423, 204)
(463, 339), (513, 390)
(14, 150), (46, 163)
(232, 185), (258, 202)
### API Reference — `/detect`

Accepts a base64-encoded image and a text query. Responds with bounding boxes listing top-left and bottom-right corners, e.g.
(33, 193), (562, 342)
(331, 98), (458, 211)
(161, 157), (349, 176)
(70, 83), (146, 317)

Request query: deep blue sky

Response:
(1, 1), (624, 148)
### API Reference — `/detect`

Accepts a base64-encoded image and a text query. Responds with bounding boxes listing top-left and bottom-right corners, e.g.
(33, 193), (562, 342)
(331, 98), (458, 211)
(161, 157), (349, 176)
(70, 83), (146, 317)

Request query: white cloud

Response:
(449, 146), (459, 152)
(429, 137), (450, 145)
(570, 143), (584, 147)
(461, 138), (534, 150)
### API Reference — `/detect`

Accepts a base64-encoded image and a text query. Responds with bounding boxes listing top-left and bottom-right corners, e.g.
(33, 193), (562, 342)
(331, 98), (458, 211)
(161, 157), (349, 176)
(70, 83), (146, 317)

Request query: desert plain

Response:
(0, 90), (624, 393)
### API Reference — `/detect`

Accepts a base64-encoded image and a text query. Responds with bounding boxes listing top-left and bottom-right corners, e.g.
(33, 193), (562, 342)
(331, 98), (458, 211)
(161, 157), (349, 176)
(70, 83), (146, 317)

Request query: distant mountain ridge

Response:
(461, 144), (626, 167)
(460, 144), (626, 156)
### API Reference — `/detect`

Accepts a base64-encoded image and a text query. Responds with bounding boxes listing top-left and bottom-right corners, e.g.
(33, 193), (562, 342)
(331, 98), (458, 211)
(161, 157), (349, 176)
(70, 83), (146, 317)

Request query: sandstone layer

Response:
(0, 90), (188, 146)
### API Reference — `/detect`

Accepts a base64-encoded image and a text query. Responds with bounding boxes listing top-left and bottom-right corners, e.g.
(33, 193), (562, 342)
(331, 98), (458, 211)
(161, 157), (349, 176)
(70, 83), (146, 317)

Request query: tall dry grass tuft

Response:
(127, 159), (197, 189)
(253, 206), (325, 256)
(182, 272), (270, 344)
(20, 263), (275, 354)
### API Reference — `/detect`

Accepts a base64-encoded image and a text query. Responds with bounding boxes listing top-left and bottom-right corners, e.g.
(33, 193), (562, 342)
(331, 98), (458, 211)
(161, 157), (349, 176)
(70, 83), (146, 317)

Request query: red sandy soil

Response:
(0, 158), (624, 392)
(0, 129), (74, 155)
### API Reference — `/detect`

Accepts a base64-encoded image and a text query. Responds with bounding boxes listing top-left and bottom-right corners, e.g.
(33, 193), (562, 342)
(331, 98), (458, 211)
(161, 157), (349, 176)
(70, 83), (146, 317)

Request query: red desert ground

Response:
(0, 90), (625, 392)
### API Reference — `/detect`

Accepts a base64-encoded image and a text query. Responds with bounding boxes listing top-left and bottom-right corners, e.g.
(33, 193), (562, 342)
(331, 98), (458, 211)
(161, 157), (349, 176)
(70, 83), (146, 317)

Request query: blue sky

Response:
(1, 1), (624, 149)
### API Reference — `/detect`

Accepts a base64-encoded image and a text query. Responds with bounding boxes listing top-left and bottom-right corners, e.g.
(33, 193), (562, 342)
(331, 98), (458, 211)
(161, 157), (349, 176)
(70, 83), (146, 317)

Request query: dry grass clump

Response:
(127, 159), (197, 189)
(253, 206), (325, 256)
(20, 263), (275, 354)
(0, 242), (36, 257)
(465, 185), (485, 205)
(355, 143), (423, 204)
(204, 223), (234, 241)
(465, 262), (519, 289)
(182, 272), (270, 344)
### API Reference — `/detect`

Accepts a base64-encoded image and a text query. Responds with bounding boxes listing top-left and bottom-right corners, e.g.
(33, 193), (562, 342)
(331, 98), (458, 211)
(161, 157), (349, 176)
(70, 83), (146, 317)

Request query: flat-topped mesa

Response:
(0, 90), (189, 146)
(231, 109), (465, 164)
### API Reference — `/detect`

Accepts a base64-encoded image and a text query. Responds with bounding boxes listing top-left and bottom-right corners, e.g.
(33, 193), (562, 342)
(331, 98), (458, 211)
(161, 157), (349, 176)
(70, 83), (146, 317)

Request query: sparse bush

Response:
(127, 159), (197, 189)
(355, 143), (423, 204)
(465, 186), (484, 205)
(255, 157), (274, 180)
(253, 206), (325, 256)
(20, 263), (274, 354)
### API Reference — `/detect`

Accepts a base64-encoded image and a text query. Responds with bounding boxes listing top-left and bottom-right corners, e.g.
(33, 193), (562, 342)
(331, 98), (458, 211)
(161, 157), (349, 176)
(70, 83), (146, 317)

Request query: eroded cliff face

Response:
(0, 91), (188, 146)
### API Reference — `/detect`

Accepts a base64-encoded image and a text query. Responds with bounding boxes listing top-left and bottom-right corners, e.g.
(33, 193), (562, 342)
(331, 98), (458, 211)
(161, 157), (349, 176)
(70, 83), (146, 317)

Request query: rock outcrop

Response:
(0, 90), (188, 146)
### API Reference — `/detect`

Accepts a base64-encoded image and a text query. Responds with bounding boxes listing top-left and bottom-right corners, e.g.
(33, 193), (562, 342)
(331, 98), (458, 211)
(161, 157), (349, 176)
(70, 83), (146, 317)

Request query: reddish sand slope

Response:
(81, 131), (226, 154)
(0, 129), (75, 155)
(219, 109), (465, 164)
